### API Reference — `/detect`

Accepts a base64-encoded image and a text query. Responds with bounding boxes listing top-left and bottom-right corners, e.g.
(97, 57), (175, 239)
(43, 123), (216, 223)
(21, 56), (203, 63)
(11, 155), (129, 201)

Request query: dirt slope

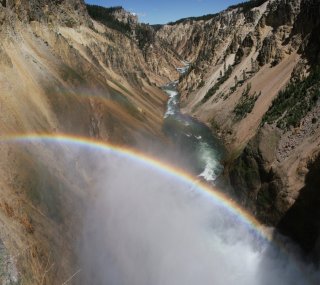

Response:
(0, 1), (182, 283)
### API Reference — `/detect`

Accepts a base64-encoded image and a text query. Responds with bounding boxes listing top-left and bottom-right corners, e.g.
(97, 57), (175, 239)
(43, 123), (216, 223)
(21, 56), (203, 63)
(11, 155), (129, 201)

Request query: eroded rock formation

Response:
(156, 0), (320, 255)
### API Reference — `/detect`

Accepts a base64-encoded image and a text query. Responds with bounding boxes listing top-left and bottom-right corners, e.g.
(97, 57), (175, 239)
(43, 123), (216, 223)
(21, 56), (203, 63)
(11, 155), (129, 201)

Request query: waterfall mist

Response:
(8, 138), (319, 284)
(73, 143), (319, 285)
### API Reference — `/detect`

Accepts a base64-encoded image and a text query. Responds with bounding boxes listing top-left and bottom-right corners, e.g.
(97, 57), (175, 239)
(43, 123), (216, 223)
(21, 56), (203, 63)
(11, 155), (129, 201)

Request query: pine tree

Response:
(243, 69), (246, 81)
(251, 58), (256, 72)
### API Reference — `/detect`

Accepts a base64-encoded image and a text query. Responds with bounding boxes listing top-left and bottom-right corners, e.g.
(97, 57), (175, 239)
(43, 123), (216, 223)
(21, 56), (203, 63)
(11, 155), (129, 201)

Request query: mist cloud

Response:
(11, 138), (318, 284)
(76, 145), (319, 285)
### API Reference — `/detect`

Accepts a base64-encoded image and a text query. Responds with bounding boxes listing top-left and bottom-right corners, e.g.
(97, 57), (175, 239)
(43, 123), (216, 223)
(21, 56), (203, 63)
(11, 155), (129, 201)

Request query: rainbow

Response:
(0, 133), (311, 282)
(0, 133), (266, 238)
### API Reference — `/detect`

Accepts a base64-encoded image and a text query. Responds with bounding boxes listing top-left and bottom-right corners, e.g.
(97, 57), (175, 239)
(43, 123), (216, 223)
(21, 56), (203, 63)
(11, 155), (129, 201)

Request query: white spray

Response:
(10, 139), (318, 284)
(77, 145), (319, 285)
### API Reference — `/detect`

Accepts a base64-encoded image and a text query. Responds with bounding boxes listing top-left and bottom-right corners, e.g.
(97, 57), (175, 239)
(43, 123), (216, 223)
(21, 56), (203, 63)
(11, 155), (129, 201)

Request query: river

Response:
(162, 71), (225, 183)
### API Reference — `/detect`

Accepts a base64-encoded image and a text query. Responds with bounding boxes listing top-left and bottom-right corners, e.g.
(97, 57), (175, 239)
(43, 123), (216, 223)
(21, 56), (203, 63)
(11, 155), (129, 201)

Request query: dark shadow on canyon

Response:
(276, 154), (320, 260)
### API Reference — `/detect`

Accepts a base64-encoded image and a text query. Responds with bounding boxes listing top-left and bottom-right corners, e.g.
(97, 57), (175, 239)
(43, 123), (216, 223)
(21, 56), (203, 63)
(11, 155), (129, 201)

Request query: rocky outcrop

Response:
(265, 0), (301, 28)
(111, 7), (138, 25)
(229, 126), (284, 225)
(4, 0), (91, 26)
(85, 4), (182, 85)
(158, 0), (320, 258)
(232, 74), (320, 260)
(256, 34), (279, 65)
(293, 0), (320, 64)
(227, 0), (320, 257)
(277, 153), (320, 255)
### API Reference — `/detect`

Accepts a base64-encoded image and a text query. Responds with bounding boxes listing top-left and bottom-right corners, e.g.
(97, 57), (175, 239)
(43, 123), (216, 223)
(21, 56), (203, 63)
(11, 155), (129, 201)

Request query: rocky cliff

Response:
(0, 1), (182, 283)
(2, 0), (91, 25)
(109, 6), (138, 25)
(157, 0), (320, 255)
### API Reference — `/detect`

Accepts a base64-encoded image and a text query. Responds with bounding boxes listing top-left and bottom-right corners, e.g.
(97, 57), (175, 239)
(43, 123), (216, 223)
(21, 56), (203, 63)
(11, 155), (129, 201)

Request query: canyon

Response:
(0, 0), (319, 283)
(157, 0), (320, 257)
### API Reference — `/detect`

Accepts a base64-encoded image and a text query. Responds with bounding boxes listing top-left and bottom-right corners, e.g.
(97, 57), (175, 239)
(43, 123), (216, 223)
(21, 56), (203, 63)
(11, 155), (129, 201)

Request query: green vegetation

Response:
(262, 67), (320, 129)
(86, 4), (156, 52)
(167, 13), (218, 25)
(198, 80), (205, 88)
(135, 24), (155, 51)
(233, 84), (260, 120)
(151, 24), (163, 31)
(86, 5), (132, 35)
(201, 65), (233, 103)
(231, 147), (261, 192)
(228, 0), (268, 13)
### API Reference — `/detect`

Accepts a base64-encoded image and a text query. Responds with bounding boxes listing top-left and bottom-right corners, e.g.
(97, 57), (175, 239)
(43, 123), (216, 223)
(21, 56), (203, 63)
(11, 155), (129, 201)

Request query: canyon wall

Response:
(0, 1), (182, 283)
(158, 0), (320, 255)
(1, 0), (320, 282)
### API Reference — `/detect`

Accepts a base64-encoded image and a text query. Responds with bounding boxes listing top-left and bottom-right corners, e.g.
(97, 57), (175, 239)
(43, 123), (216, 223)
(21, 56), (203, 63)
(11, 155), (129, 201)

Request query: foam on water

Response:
(198, 141), (223, 181)
(164, 89), (179, 118)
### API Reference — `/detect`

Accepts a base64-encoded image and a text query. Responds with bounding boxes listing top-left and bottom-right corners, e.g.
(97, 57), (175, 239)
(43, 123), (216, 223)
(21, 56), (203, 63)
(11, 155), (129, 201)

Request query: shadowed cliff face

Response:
(277, 155), (320, 255)
(228, 126), (285, 225)
(293, 0), (320, 64)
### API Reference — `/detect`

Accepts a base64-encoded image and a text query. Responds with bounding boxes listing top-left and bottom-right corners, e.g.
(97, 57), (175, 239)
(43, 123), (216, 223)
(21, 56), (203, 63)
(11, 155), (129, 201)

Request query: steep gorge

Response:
(0, 0), (320, 283)
(157, 0), (320, 255)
